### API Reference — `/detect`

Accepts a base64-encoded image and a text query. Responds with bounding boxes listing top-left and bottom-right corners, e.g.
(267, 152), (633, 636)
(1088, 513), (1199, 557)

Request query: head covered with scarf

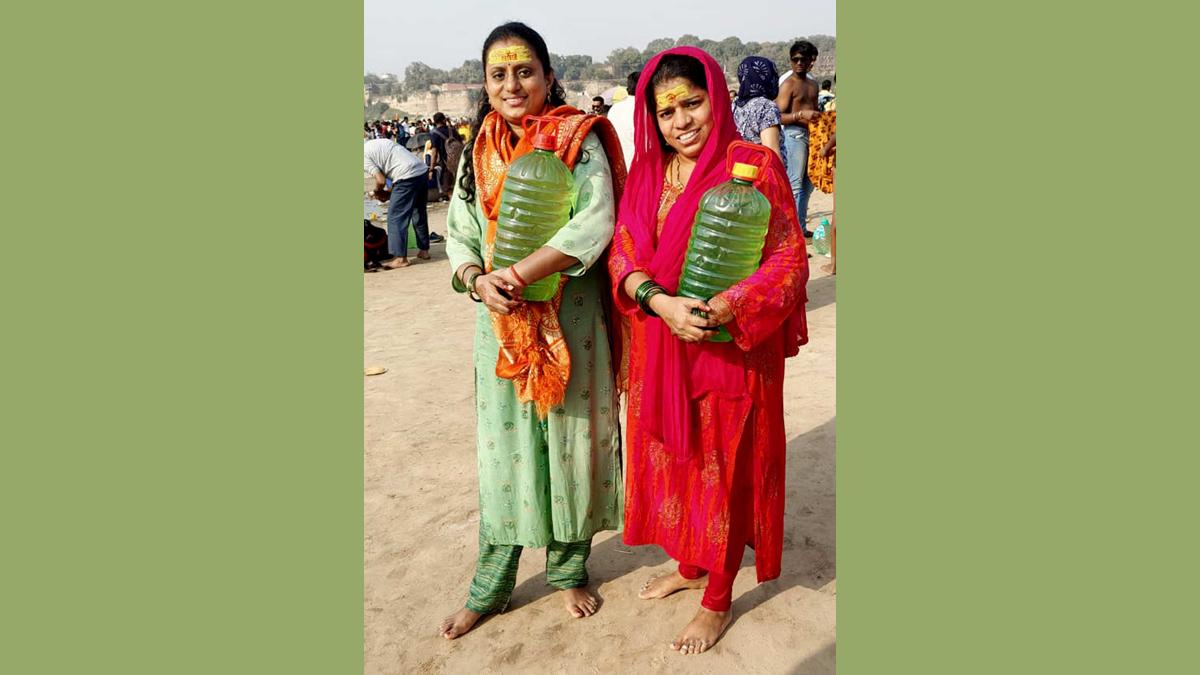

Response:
(734, 55), (780, 107)
(617, 46), (805, 458)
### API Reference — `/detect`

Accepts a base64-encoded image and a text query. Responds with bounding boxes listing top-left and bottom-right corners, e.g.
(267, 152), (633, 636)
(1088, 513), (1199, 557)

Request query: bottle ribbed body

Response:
(493, 149), (575, 301)
(677, 177), (771, 342)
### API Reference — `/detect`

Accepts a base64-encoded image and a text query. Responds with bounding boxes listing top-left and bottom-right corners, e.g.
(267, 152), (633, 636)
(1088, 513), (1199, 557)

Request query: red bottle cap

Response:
(523, 116), (559, 151)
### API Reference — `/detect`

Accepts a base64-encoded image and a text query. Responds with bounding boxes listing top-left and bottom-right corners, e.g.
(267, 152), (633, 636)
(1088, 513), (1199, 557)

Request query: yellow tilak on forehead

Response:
(655, 84), (691, 109)
(487, 45), (533, 65)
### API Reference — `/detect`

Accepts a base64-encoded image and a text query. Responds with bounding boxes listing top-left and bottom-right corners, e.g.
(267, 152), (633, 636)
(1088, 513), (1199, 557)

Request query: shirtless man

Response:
(775, 40), (821, 237)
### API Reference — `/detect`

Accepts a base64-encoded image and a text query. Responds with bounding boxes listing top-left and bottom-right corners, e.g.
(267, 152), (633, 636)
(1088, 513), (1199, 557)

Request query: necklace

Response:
(666, 154), (685, 190)
(658, 155), (682, 216)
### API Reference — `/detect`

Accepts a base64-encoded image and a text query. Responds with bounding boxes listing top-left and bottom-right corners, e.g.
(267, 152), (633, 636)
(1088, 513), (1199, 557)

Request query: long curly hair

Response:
(457, 22), (568, 203)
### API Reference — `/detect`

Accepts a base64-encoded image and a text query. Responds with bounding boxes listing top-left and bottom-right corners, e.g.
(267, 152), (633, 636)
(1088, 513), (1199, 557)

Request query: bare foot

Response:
(670, 607), (733, 655)
(562, 587), (599, 618)
(416, 250), (431, 260)
(638, 570), (707, 599)
(383, 257), (410, 269)
(561, 586), (600, 619)
(438, 607), (483, 640)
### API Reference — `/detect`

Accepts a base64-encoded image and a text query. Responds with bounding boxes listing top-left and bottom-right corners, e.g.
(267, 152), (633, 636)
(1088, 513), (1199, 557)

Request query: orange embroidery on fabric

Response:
(706, 516), (730, 546)
(659, 495), (683, 529)
(473, 106), (626, 418)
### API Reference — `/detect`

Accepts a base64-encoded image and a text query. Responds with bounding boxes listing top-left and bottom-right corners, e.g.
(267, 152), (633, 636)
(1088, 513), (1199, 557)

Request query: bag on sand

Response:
(364, 219), (389, 268)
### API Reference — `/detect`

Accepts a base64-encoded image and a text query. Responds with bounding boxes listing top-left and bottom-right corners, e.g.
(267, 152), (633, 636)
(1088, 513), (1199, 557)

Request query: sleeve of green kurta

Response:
(446, 152), (487, 293)
(544, 132), (615, 277)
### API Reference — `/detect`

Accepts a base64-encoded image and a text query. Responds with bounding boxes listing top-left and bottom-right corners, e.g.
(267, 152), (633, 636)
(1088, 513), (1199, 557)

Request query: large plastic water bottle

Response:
(813, 218), (831, 256)
(493, 117), (575, 301)
(677, 157), (771, 343)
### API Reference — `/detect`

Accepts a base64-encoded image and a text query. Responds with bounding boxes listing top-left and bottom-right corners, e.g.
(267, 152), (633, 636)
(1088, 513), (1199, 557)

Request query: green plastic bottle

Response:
(813, 217), (831, 256)
(677, 161), (771, 342)
(493, 117), (575, 301)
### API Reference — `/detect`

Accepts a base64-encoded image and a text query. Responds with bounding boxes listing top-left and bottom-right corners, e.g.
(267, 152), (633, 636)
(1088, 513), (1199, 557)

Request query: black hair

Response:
(626, 71), (641, 93)
(790, 40), (818, 58)
(821, 79), (832, 89)
(643, 55), (708, 151)
(433, 112), (446, 124)
(457, 22), (568, 203)
(593, 96), (604, 103)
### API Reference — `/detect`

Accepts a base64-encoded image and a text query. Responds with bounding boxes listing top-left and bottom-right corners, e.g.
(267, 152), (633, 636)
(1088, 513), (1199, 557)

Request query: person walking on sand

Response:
(364, 136), (430, 268)
(609, 48), (808, 656)
(439, 21), (628, 641)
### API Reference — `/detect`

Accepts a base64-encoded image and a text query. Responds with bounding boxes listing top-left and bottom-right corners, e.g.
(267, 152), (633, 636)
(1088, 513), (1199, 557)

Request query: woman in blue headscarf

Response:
(732, 56), (786, 170)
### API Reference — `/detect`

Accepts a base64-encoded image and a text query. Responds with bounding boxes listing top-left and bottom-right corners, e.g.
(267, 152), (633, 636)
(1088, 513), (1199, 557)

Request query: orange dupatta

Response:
(473, 105), (626, 417)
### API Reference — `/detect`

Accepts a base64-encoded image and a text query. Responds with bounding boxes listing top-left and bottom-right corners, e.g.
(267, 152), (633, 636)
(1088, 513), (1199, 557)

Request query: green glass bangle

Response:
(635, 280), (665, 317)
(634, 279), (658, 304)
(640, 289), (663, 317)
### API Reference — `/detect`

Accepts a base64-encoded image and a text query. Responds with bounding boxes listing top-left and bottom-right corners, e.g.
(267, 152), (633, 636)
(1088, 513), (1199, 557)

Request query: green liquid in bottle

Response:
(493, 147), (575, 301)
(677, 174), (771, 342)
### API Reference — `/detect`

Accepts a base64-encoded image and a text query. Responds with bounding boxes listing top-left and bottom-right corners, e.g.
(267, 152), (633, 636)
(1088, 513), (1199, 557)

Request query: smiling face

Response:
(652, 77), (713, 162)
(484, 38), (553, 127)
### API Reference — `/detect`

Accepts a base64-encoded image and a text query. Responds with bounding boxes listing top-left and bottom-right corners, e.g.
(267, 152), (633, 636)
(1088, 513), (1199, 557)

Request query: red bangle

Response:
(509, 265), (528, 287)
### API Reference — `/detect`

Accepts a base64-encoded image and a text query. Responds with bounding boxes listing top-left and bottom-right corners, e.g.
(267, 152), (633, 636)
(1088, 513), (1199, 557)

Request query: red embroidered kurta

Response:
(609, 177), (806, 582)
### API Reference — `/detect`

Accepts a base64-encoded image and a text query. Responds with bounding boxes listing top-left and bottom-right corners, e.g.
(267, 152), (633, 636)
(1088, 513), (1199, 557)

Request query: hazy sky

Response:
(365, 0), (836, 75)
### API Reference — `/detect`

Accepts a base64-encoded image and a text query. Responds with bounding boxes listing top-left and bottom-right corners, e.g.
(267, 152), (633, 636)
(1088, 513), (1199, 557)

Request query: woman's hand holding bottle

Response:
(649, 294), (719, 343)
(475, 270), (524, 315)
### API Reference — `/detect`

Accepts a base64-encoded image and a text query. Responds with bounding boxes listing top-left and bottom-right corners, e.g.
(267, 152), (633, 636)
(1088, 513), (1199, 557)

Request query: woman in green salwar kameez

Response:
(439, 21), (625, 640)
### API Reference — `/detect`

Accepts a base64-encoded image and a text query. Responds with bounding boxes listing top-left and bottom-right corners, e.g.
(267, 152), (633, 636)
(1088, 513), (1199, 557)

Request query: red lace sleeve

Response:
(713, 200), (809, 351)
(607, 219), (650, 316)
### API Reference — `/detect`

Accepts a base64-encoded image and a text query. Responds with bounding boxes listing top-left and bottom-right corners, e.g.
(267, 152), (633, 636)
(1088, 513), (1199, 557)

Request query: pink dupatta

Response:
(616, 47), (805, 460)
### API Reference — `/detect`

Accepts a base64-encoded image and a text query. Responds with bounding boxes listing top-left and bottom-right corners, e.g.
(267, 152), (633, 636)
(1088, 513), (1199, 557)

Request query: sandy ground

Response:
(365, 190), (836, 674)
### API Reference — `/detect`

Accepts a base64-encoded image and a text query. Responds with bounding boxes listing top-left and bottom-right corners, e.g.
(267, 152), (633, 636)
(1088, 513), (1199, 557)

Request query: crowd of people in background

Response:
(364, 41), (835, 275)
(364, 116), (474, 145)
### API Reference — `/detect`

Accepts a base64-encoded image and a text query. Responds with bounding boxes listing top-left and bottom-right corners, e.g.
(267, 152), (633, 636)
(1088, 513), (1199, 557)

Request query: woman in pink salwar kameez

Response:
(608, 47), (809, 655)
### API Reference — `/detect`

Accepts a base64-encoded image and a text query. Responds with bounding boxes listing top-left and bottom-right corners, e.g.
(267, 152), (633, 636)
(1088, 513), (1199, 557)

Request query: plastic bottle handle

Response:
(725, 140), (774, 183)
(522, 115), (559, 148)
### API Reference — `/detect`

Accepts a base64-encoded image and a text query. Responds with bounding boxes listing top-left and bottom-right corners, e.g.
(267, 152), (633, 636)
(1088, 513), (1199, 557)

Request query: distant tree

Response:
(364, 101), (390, 120)
(718, 36), (745, 57)
(807, 34), (837, 56)
(675, 34), (701, 47)
(607, 47), (642, 81)
(447, 59), (482, 84)
(582, 64), (613, 80)
(403, 61), (448, 94)
(552, 54), (594, 81)
(642, 37), (675, 60)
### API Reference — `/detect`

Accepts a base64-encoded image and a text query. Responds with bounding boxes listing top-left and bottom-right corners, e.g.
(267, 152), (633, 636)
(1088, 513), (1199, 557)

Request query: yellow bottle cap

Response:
(731, 162), (759, 181)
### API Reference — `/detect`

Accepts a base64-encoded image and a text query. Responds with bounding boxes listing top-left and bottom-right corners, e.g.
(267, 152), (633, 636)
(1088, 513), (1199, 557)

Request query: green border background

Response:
(4, 1), (1196, 674)
(4, 2), (363, 673)
(839, 2), (1196, 674)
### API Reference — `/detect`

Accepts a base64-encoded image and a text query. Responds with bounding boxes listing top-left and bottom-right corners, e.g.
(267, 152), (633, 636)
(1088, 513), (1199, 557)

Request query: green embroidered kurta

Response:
(446, 132), (623, 547)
